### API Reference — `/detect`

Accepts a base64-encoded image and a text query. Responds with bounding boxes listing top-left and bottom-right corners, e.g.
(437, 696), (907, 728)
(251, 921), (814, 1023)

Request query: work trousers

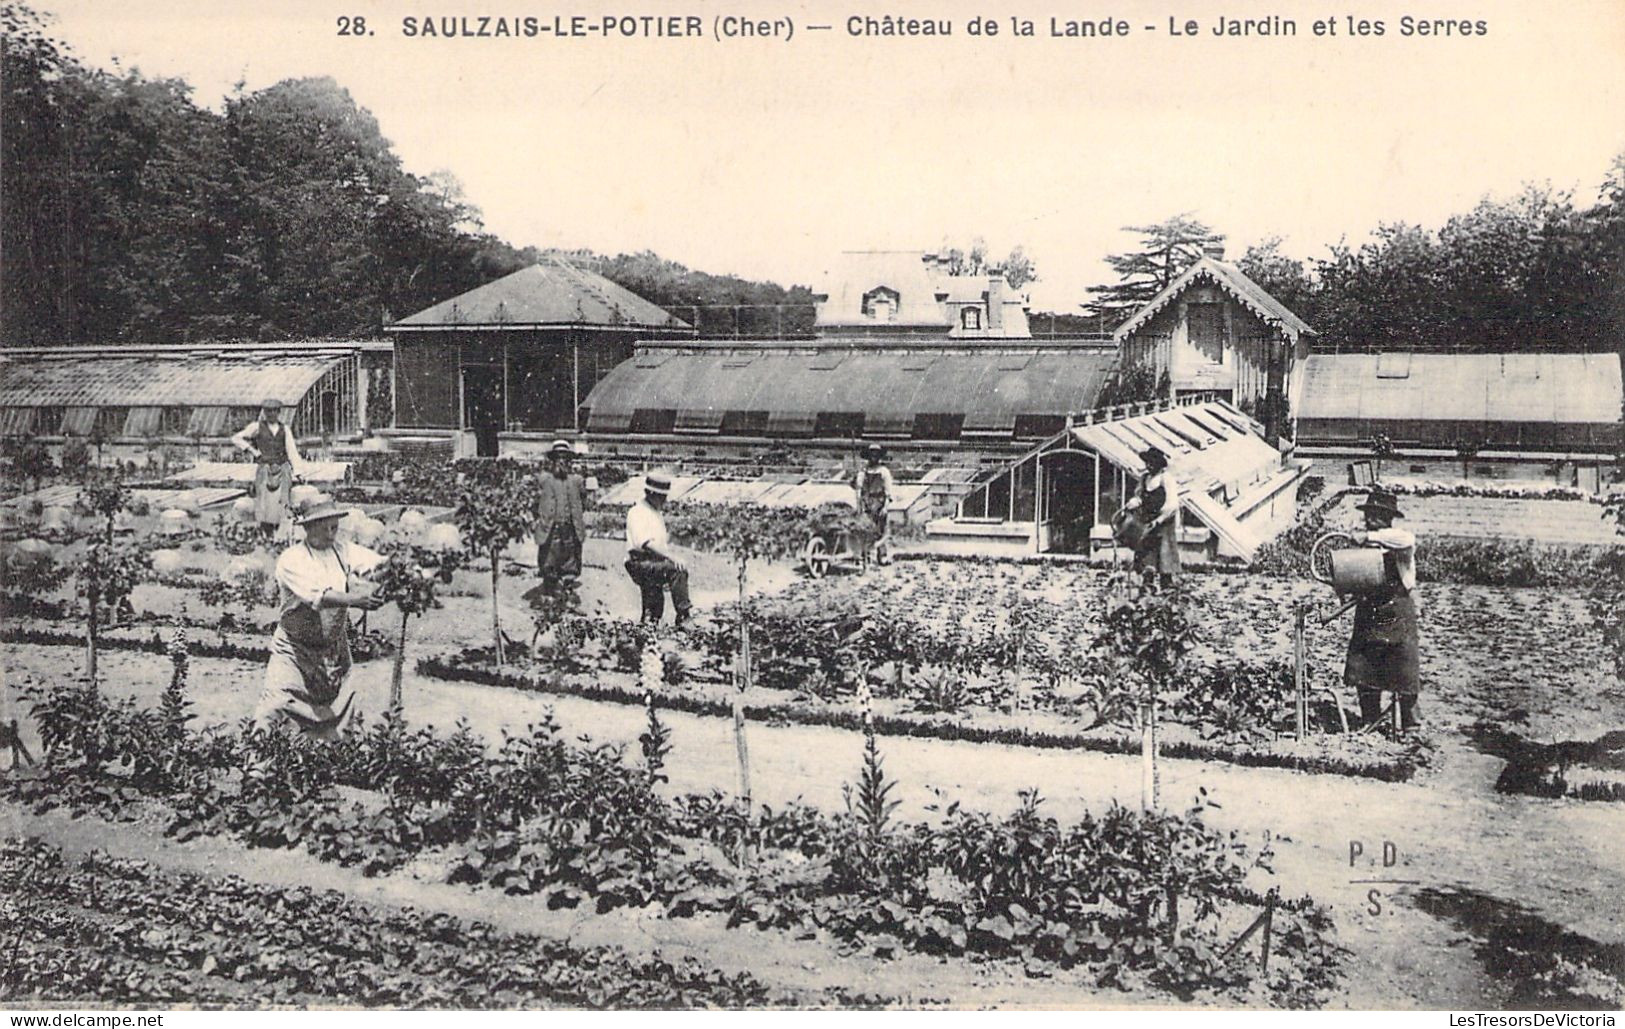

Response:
(625, 553), (691, 624)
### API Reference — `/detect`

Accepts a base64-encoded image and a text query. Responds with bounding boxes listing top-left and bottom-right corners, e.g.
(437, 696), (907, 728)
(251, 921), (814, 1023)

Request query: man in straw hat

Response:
(1119, 447), (1182, 582)
(1344, 488), (1422, 732)
(624, 471), (691, 625)
(852, 443), (894, 568)
(252, 500), (383, 740)
(530, 439), (587, 600)
(232, 397), (306, 540)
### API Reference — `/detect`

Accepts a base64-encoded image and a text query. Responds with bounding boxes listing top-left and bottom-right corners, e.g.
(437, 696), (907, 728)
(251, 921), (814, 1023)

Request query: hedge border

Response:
(3, 626), (270, 663)
(417, 652), (1417, 782)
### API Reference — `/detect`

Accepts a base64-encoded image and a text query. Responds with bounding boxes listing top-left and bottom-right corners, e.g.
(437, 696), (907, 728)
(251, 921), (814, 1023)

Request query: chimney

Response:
(986, 268), (1004, 333)
(1202, 241), (1226, 261)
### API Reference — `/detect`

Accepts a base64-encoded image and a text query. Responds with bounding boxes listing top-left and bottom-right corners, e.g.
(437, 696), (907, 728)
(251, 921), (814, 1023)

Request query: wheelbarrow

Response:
(801, 524), (891, 578)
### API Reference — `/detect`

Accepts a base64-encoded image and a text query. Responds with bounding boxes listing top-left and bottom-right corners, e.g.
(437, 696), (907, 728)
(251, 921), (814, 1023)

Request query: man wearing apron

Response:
(531, 440), (587, 598)
(1344, 489), (1422, 732)
(1124, 448), (1181, 582)
(852, 443), (894, 567)
(253, 501), (383, 739)
(231, 398), (305, 540)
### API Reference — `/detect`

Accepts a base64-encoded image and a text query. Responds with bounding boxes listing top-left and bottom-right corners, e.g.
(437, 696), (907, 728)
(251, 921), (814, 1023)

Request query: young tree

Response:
(454, 473), (535, 667)
(1369, 433), (1396, 482)
(75, 543), (150, 683)
(4, 440), (54, 495)
(1096, 574), (1201, 811)
(80, 473), (131, 543)
(372, 545), (464, 711)
(1453, 435), (1484, 482)
(1085, 215), (1225, 330)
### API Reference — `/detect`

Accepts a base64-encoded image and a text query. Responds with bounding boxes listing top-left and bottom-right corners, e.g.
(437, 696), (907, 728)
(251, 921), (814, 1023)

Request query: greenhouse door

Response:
(1040, 451), (1096, 554)
(461, 366), (504, 457)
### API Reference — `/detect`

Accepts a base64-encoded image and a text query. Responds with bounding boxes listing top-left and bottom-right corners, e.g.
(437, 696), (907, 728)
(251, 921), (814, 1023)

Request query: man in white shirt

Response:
(624, 472), (691, 625)
(253, 501), (383, 739)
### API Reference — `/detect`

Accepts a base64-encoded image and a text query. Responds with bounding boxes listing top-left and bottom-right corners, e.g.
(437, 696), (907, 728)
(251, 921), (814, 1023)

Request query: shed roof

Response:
(1298, 352), (1624, 424)
(1113, 258), (1313, 342)
(390, 258), (689, 332)
(582, 346), (1117, 436)
(0, 352), (345, 408)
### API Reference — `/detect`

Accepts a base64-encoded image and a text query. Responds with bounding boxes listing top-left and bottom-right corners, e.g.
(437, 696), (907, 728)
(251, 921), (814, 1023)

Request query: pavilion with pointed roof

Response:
(385, 258), (690, 455)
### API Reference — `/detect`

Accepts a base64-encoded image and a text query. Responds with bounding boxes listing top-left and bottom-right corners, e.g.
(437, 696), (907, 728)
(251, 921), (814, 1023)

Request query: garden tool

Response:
(2, 719), (37, 769)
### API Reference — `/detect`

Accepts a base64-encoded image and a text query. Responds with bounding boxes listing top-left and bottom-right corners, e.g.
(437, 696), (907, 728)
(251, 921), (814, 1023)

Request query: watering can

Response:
(1307, 531), (1389, 624)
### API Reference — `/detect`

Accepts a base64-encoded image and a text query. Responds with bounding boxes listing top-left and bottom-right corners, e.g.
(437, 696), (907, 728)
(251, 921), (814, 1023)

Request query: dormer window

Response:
(861, 286), (901, 321)
(961, 307), (982, 330)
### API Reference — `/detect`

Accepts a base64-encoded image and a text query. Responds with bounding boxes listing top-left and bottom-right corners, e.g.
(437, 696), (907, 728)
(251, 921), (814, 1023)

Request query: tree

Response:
(1237, 237), (1314, 322)
(75, 543), (150, 683)
(1085, 216), (1225, 330)
(1096, 574), (1201, 811)
(1002, 245), (1038, 290)
(454, 469), (536, 667)
(938, 239), (1038, 288)
(1369, 433), (1396, 482)
(372, 545), (464, 711)
(79, 473), (130, 544)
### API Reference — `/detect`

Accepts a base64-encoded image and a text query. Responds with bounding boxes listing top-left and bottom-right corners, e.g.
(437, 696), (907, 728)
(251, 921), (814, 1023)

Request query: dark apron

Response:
(1345, 552), (1420, 697)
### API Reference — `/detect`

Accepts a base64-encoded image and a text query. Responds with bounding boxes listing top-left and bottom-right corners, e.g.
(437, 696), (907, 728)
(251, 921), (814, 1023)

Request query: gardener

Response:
(252, 501), (384, 740)
(851, 442), (894, 567)
(1121, 448), (1181, 582)
(1344, 489), (1422, 733)
(530, 439), (587, 600)
(624, 471), (691, 626)
(231, 398), (305, 540)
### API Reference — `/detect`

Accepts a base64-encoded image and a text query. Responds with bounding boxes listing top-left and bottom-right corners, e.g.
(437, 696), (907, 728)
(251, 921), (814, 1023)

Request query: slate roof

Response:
(390, 258), (689, 331)
(1113, 258), (1313, 342)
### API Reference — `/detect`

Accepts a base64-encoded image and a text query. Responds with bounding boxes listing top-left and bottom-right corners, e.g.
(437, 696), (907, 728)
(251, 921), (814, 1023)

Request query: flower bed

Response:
(418, 651), (1418, 782)
(0, 838), (800, 1008)
(3, 671), (1341, 1006)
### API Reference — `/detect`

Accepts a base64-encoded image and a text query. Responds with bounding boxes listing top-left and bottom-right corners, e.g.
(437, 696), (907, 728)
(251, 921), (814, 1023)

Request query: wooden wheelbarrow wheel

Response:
(802, 535), (831, 579)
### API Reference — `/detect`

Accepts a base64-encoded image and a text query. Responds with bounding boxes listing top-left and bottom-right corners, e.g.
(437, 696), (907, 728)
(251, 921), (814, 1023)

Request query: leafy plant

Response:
(79, 472), (130, 543)
(371, 545), (465, 710)
(639, 692), (674, 786)
(455, 472), (537, 666)
(74, 542), (151, 682)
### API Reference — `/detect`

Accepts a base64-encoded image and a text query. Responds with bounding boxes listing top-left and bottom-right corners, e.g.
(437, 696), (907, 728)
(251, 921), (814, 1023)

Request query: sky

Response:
(32, 0), (1625, 312)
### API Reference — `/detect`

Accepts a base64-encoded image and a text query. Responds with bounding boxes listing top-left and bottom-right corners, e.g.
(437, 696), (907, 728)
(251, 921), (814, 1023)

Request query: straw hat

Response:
(295, 500), (347, 526)
(644, 471), (673, 496)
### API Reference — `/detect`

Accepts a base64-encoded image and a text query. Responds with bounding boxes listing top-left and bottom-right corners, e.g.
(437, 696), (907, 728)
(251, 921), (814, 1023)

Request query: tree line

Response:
(1084, 169), (1625, 353)
(0, 3), (809, 346)
(5, 2), (1620, 354)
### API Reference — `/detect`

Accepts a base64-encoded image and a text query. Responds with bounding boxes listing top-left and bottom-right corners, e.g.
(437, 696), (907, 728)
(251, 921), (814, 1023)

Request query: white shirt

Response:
(625, 499), (669, 557)
(1366, 526), (1418, 591)
(231, 419), (306, 476)
(275, 540), (383, 610)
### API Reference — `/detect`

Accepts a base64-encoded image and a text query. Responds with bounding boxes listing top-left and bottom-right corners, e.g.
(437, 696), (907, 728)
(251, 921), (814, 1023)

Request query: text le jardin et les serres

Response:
(388, 13), (1489, 41)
